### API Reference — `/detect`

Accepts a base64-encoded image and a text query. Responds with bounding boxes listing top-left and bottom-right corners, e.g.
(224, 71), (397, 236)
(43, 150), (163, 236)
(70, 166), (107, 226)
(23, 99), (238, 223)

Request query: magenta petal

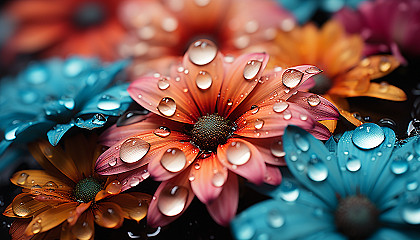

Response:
(206, 173), (238, 226)
(264, 165), (282, 185)
(115, 165), (150, 192)
(308, 122), (333, 140)
(287, 92), (339, 121)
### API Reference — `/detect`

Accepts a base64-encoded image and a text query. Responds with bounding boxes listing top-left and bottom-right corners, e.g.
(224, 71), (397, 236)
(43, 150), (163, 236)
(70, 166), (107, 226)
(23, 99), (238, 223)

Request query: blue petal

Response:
(283, 125), (345, 208)
(47, 122), (75, 146)
(369, 228), (420, 240)
(302, 230), (346, 240)
(74, 113), (109, 130)
(278, 0), (318, 24)
(231, 199), (335, 240)
(325, 136), (337, 152)
(320, 0), (345, 12)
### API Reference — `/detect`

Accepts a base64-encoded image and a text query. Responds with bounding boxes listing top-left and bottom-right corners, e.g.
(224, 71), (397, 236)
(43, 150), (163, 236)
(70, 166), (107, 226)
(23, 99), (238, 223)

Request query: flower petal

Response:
(263, 165), (282, 185)
(190, 154), (227, 204)
(10, 170), (72, 191)
(147, 172), (194, 227)
(107, 193), (151, 222)
(93, 202), (124, 229)
(114, 165), (150, 192)
(6, 193), (51, 218)
(217, 138), (266, 185)
(67, 202), (91, 226)
(70, 211), (95, 240)
(241, 137), (286, 166)
(287, 92), (340, 121)
(10, 219), (32, 240)
(206, 173), (238, 226)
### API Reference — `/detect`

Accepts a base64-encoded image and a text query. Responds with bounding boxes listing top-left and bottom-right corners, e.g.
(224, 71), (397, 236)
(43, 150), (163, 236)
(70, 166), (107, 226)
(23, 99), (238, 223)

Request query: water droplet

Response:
(92, 113), (107, 125)
(188, 40), (217, 66)
(12, 195), (32, 217)
(119, 138), (150, 163)
(273, 101), (288, 113)
(63, 58), (84, 77)
(147, 124), (169, 138)
(19, 90), (39, 104)
(129, 177), (141, 187)
(390, 157), (409, 175)
(16, 173), (29, 185)
(279, 180), (299, 202)
(157, 97), (176, 117)
(160, 148), (187, 173)
(294, 134), (309, 152)
(108, 158), (117, 167)
(254, 119), (264, 130)
(282, 69), (303, 88)
(194, 0), (210, 7)
(5, 125), (19, 141)
(157, 77), (170, 90)
(43, 181), (58, 188)
(305, 67), (322, 74)
(106, 180), (122, 194)
(227, 142), (251, 166)
(406, 179), (419, 191)
(379, 59), (391, 72)
(307, 158), (328, 182)
(211, 172), (225, 187)
(401, 199), (420, 224)
(235, 223), (255, 240)
(97, 95), (121, 111)
(31, 219), (42, 234)
(243, 60), (262, 80)
(227, 99), (233, 106)
(195, 71), (212, 90)
(270, 140), (285, 157)
(266, 209), (284, 228)
(378, 82), (389, 93)
(26, 65), (48, 84)
(360, 58), (370, 67)
(250, 105), (259, 114)
(300, 114), (308, 121)
(307, 94), (321, 107)
(194, 162), (200, 170)
(58, 96), (75, 110)
(245, 20), (259, 33)
(161, 17), (178, 32)
(352, 123), (385, 150)
(282, 110), (292, 120)
(157, 185), (189, 216)
(346, 156), (361, 172)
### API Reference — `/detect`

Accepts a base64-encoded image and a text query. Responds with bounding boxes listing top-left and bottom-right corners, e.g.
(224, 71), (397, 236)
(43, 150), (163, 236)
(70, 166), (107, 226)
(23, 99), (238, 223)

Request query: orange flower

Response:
(3, 134), (151, 240)
(118, 0), (295, 76)
(270, 20), (407, 126)
(2, 0), (126, 61)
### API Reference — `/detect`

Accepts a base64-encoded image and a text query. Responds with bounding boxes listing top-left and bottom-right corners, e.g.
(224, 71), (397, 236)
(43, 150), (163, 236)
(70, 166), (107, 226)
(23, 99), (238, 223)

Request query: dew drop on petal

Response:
(270, 140), (285, 157)
(211, 172), (225, 187)
(160, 148), (187, 173)
(195, 71), (212, 90)
(5, 126), (19, 141)
(106, 180), (122, 194)
(401, 198), (420, 224)
(346, 156), (361, 172)
(273, 101), (288, 113)
(154, 126), (171, 138)
(227, 141), (251, 166)
(119, 138), (150, 164)
(16, 172), (29, 185)
(19, 90), (39, 104)
(188, 40), (217, 66)
(43, 181), (58, 188)
(300, 114), (308, 121)
(254, 119), (264, 130)
(307, 94), (321, 107)
(31, 219), (42, 234)
(157, 185), (189, 217)
(266, 209), (284, 228)
(250, 105), (259, 114)
(352, 123), (385, 150)
(379, 59), (391, 72)
(12, 195), (32, 217)
(390, 157), (409, 175)
(26, 65), (48, 84)
(243, 60), (262, 80)
(406, 179), (418, 191)
(304, 66), (322, 74)
(307, 158), (328, 182)
(129, 177), (141, 187)
(157, 77), (170, 90)
(294, 133), (309, 152)
(236, 223), (255, 240)
(58, 96), (75, 110)
(108, 158), (117, 167)
(97, 95), (121, 111)
(161, 17), (178, 32)
(278, 180), (299, 202)
(157, 97), (176, 117)
(63, 58), (84, 77)
(282, 69), (303, 88)
(283, 110), (292, 120)
(194, 0), (210, 7)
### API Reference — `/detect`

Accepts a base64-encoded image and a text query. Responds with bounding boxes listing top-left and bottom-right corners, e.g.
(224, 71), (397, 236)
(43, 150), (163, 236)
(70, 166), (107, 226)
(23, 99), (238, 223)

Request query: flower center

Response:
(334, 195), (380, 239)
(73, 177), (103, 203)
(72, 2), (106, 28)
(191, 114), (235, 152)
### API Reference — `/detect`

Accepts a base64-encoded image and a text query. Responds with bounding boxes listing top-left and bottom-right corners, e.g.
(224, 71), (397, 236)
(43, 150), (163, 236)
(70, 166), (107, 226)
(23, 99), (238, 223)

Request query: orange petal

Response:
(24, 202), (78, 236)
(356, 82), (407, 101)
(67, 202), (91, 226)
(10, 193), (51, 218)
(324, 95), (362, 126)
(6, 0), (70, 21)
(355, 55), (400, 80)
(70, 211), (95, 240)
(9, 219), (32, 240)
(190, 154), (227, 204)
(10, 170), (72, 191)
(107, 193), (151, 222)
(63, 135), (96, 178)
(93, 202), (124, 229)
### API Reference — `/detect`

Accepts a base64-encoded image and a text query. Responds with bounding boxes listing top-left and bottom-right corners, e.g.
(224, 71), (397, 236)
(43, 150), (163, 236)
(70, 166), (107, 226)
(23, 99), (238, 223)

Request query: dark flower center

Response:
(335, 195), (380, 239)
(74, 177), (103, 203)
(191, 114), (235, 152)
(73, 2), (106, 28)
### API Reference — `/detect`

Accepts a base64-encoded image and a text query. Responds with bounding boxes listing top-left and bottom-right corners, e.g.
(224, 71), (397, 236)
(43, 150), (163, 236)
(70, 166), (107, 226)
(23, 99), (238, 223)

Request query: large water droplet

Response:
(63, 58), (84, 77)
(58, 96), (75, 110)
(273, 101), (288, 113)
(282, 69), (303, 88)
(346, 156), (361, 172)
(16, 173), (29, 185)
(250, 105), (259, 114)
(282, 110), (292, 120)
(401, 198), (420, 224)
(390, 157), (409, 175)
(270, 140), (285, 157)
(406, 179), (419, 191)
(160, 148), (187, 173)
(294, 133), (309, 152)
(25, 65), (48, 84)
(307, 158), (328, 182)
(157, 77), (170, 90)
(266, 209), (284, 228)
(188, 40), (217, 66)
(106, 180), (122, 194)
(31, 219), (42, 234)
(195, 71), (212, 90)
(243, 60), (262, 80)
(97, 95), (121, 111)
(12, 195), (33, 217)
(157, 97), (176, 117)
(235, 223), (255, 240)
(226, 142), (251, 166)
(307, 94), (321, 107)
(278, 180), (299, 202)
(119, 138), (150, 164)
(157, 185), (189, 216)
(211, 172), (225, 187)
(352, 123), (385, 150)
(154, 126), (171, 138)
(4, 126), (19, 141)
(92, 113), (107, 125)
(254, 119), (264, 130)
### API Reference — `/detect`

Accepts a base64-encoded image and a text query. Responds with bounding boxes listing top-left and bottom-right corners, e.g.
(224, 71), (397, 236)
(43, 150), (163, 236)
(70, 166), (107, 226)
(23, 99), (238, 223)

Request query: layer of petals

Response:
(287, 92), (340, 121)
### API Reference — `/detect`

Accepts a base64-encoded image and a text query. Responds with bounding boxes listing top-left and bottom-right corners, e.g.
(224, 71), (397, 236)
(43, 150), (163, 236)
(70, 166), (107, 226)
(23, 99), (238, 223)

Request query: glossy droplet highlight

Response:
(379, 59), (391, 72)
(157, 97), (176, 117)
(12, 195), (33, 217)
(58, 96), (75, 110)
(282, 69), (303, 88)
(254, 119), (264, 130)
(273, 101), (288, 113)
(157, 77), (170, 90)
(43, 181), (58, 188)
(294, 134), (309, 152)
(157, 185), (189, 216)
(160, 148), (187, 173)
(250, 105), (259, 114)
(352, 123), (385, 150)
(267, 209), (285, 228)
(211, 172), (225, 187)
(307, 94), (321, 107)
(305, 66), (322, 74)
(106, 180), (122, 194)
(16, 173), (29, 185)
(119, 138), (150, 164)
(188, 40), (217, 66)
(307, 159), (328, 182)
(236, 223), (255, 240)
(195, 71), (212, 90)
(243, 60), (262, 80)
(346, 156), (361, 172)
(279, 180), (299, 202)
(270, 140), (285, 157)
(390, 157), (409, 175)
(97, 95), (121, 111)
(226, 142), (251, 166)
(31, 220), (42, 234)
(401, 199), (420, 224)
(154, 126), (171, 138)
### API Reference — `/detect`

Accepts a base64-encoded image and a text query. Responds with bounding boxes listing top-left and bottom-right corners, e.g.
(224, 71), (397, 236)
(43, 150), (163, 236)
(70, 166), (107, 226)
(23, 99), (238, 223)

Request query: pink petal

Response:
(307, 122), (333, 140)
(264, 165), (282, 185)
(114, 165), (150, 192)
(287, 92), (339, 121)
(190, 154), (227, 204)
(206, 173), (238, 226)
(242, 137), (287, 166)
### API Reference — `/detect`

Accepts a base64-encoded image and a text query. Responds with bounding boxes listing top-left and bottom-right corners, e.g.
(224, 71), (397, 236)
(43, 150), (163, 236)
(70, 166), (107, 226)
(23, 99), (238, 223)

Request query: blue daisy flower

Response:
(278, 0), (366, 24)
(232, 123), (420, 239)
(0, 56), (132, 169)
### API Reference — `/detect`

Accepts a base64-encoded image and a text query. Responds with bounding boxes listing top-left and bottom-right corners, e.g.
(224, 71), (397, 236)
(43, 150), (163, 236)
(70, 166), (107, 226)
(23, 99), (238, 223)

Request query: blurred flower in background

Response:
(335, 0), (420, 64)
(232, 124), (420, 240)
(3, 135), (151, 240)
